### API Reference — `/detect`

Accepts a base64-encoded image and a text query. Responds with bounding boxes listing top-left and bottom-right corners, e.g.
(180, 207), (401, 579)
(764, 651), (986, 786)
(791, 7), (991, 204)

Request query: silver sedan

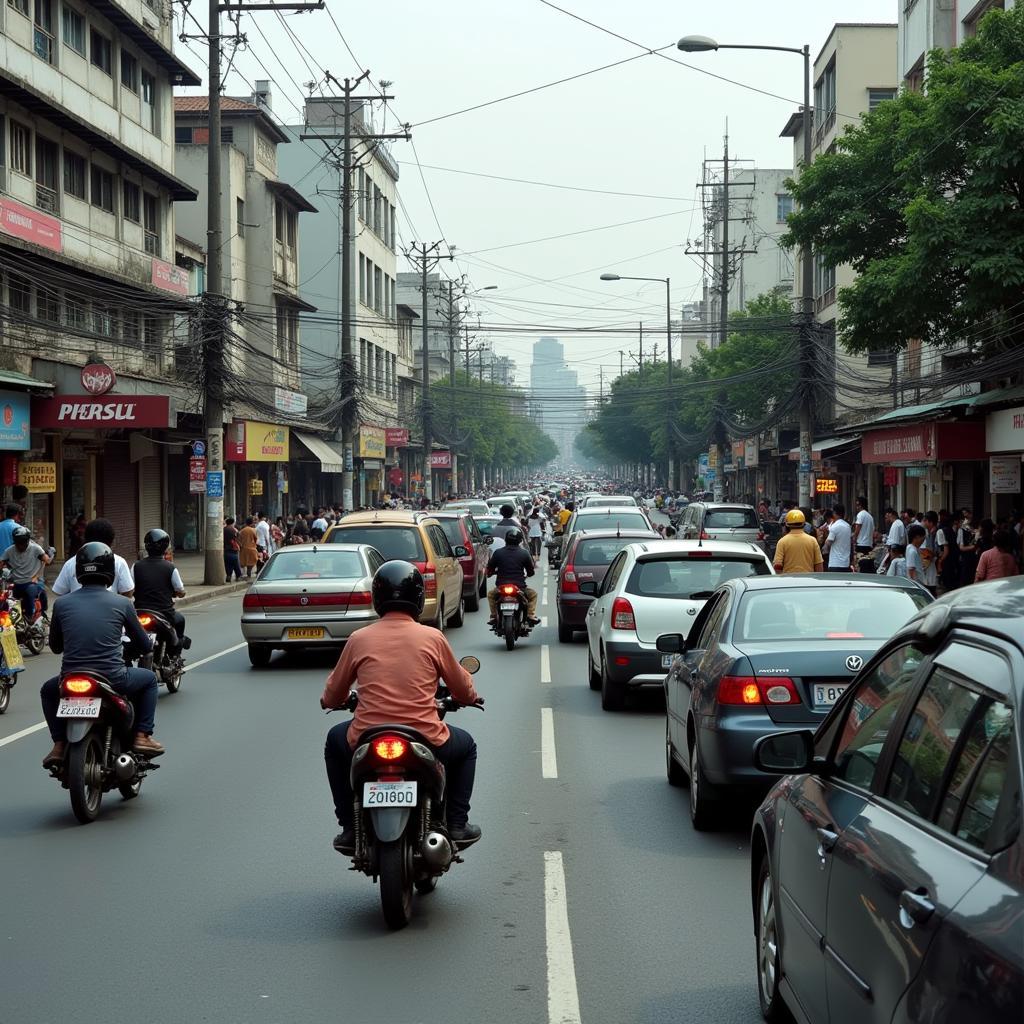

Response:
(240, 543), (384, 667)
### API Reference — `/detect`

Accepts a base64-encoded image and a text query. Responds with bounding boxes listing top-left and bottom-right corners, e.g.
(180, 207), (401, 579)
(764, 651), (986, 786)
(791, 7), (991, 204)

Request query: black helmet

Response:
(76, 541), (115, 587)
(371, 560), (425, 617)
(500, 504), (515, 518)
(144, 528), (170, 556)
(11, 525), (31, 548)
(504, 527), (523, 546)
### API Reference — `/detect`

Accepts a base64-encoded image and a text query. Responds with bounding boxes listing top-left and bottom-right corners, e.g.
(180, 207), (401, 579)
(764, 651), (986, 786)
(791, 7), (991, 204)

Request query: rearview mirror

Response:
(453, 545), (469, 558)
(459, 655), (481, 675)
(578, 580), (598, 596)
(656, 633), (686, 654)
(753, 730), (816, 774)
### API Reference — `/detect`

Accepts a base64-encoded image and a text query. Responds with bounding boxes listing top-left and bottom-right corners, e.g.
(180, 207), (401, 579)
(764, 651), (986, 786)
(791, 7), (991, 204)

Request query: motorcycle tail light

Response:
(62, 675), (98, 696)
(0, 610), (11, 628)
(500, 584), (518, 596)
(138, 613), (155, 629)
(611, 597), (635, 631)
(373, 736), (408, 760)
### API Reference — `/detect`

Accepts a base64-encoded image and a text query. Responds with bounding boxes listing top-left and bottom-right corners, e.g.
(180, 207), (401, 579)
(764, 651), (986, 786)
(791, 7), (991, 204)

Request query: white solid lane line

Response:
(540, 644), (551, 684)
(541, 707), (558, 779)
(545, 851), (583, 1024)
(0, 641), (248, 751)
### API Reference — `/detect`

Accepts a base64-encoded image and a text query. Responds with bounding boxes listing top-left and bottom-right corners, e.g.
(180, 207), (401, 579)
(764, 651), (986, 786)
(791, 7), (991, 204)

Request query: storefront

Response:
(355, 425), (386, 508)
(985, 405), (1024, 518)
(292, 432), (344, 509)
(225, 419), (290, 519)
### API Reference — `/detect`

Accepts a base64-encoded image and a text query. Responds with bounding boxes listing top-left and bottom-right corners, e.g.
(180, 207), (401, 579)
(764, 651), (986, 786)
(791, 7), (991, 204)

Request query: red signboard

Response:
(151, 259), (190, 297)
(80, 363), (117, 395)
(189, 456), (207, 493)
(861, 424), (935, 464)
(32, 395), (171, 428)
(388, 467), (404, 488)
(385, 428), (409, 447)
(429, 450), (452, 469)
(0, 196), (63, 253)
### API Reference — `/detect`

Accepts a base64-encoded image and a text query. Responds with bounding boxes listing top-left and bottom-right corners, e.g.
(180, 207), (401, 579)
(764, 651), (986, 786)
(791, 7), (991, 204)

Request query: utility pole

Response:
(619, 350), (624, 378)
(444, 277), (460, 493)
(798, 44), (815, 510)
(720, 133), (730, 348)
(638, 322), (644, 377)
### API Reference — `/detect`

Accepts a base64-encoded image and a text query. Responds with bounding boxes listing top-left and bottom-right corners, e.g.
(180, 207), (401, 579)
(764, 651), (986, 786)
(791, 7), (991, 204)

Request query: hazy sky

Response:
(174, 0), (897, 391)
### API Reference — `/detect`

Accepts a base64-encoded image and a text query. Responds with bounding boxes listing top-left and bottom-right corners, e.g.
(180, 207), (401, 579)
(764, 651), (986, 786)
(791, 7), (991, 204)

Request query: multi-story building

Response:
(396, 271), (455, 383)
(530, 337), (584, 463)
(0, 0), (203, 558)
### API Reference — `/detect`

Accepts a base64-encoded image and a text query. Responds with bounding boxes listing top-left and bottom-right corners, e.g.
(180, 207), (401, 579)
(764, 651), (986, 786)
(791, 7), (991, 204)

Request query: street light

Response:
(677, 33), (814, 510)
(600, 272), (675, 489)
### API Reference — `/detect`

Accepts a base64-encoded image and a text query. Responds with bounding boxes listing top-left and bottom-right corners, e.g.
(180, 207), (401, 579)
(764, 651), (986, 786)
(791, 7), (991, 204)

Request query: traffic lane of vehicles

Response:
(432, 511), (491, 612)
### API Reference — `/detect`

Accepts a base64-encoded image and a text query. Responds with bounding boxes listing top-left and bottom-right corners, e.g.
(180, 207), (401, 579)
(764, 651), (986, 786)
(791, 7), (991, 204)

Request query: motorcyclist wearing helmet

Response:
(773, 508), (824, 574)
(321, 560), (483, 853)
(38, 542), (164, 767)
(1, 525), (52, 622)
(132, 529), (187, 654)
(485, 527), (540, 625)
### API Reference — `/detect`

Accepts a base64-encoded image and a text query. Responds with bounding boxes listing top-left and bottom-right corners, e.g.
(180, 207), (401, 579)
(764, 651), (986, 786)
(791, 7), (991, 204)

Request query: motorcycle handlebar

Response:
(330, 692), (484, 714)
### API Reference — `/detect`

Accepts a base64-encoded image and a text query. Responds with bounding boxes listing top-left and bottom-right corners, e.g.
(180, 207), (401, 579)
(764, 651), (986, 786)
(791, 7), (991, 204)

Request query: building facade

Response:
(529, 337), (583, 463)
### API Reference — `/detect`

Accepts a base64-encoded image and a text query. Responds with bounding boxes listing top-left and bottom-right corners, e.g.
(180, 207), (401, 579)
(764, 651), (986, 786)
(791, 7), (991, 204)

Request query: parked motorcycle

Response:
(135, 608), (187, 693)
(0, 567), (47, 656)
(490, 582), (533, 650)
(340, 656), (483, 930)
(45, 671), (160, 823)
(0, 603), (24, 713)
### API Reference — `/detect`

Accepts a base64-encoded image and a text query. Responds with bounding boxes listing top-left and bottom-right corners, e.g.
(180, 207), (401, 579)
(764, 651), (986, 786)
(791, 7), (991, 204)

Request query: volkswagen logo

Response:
(300, 596), (309, 606)
(845, 655), (863, 672)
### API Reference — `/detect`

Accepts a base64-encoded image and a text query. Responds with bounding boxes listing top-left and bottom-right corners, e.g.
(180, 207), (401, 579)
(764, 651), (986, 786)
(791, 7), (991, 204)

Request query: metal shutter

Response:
(138, 454), (162, 546)
(100, 441), (139, 561)
(953, 464), (975, 513)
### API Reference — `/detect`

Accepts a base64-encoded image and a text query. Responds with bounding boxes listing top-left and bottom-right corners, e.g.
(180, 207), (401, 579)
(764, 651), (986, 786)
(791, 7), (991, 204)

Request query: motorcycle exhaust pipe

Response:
(421, 831), (454, 870)
(114, 753), (137, 780)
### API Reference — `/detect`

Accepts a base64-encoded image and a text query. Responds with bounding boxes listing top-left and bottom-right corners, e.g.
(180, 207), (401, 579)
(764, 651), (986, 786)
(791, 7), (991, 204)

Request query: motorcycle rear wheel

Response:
(0, 682), (10, 714)
(68, 733), (105, 824)
(503, 616), (516, 650)
(25, 626), (44, 656)
(164, 658), (183, 694)
(379, 839), (414, 930)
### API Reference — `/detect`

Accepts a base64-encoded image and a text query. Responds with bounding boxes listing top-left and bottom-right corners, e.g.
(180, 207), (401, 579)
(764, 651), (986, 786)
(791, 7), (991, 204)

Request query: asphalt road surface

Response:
(0, 566), (764, 1024)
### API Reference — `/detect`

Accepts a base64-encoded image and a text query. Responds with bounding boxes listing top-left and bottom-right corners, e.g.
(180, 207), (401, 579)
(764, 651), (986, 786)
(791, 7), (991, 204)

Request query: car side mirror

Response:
(453, 545), (469, 558)
(656, 632), (686, 654)
(578, 580), (598, 596)
(459, 655), (480, 674)
(753, 730), (816, 774)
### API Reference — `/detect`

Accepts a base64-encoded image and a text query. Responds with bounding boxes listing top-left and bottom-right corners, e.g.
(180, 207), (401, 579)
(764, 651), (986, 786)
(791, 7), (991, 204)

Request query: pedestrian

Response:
(223, 517), (242, 582)
(975, 530), (1019, 582)
(238, 516), (259, 578)
(773, 509), (824, 574)
(0, 502), (23, 553)
(921, 511), (941, 597)
(291, 514), (309, 544)
(527, 508), (544, 557)
(938, 510), (960, 593)
(255, 512), (272, 561)
(906, 524), (926, 584)
(823, 504), (854, 572)
(853, 496), (876, 573)
(885, 543), (909, 578)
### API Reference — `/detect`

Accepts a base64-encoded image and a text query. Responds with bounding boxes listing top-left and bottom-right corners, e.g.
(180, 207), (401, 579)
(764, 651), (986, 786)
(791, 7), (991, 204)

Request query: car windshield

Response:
(704, 508), (759, 530)
(327, 527), (426, 562)
(735, 587), (930, 641)
(576, 537), (644, 566)
(261, 549), (364, 580)
(476, 519), (497, 536)
(626, 556), (769, 600)
(574, 511), (648, 532)
(437, 519), (466, 547)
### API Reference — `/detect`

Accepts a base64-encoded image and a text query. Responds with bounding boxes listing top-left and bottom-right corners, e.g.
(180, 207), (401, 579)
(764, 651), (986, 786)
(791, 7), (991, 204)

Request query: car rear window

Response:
(626, 555), (769, 600)
(574, 511), (648, 532)
(261, 549), (364, 580)
(735, 587), (931, 642)
(437, 519), (466, 547)
(327, 526), (425, 562)
(476, 519), (497, 536)
(704, 508), (759, 530)
(576, 537), (643, 566)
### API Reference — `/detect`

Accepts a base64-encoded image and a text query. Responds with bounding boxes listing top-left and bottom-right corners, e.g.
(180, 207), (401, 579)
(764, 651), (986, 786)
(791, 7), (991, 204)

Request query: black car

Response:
(749, 578), (1023, 1024)
(660, 575), (933, 829)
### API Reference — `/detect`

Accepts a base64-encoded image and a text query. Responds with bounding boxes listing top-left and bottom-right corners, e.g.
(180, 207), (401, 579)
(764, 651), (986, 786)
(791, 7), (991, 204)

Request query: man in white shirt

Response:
(52, 518), (134, 596)
(854, 496), (876, 573)
(885, 507), (908, 547)
(823, 504), (853, 572)
(255, 513), (273, 556)
(311, 509), (329, 533)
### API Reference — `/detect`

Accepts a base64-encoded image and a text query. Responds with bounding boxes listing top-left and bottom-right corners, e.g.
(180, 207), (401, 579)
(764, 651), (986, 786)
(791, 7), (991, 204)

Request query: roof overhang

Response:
(294, 431), (344, 472)
(787, 436), (861, 460)
(274, 289), (318, 313)
(0, 368), (54, 391)
(266, 179), (317, 213)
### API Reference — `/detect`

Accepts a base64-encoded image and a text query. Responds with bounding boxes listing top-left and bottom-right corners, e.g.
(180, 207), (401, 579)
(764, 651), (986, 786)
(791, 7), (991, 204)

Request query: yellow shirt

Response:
(774, 530), (823, 574)
(556, 509), (572, 532)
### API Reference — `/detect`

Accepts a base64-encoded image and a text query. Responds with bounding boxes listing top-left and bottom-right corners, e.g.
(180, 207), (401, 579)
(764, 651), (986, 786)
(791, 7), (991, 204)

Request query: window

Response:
(90, 28), (111, 74)
(627, 556), (769, 600)
(11, 122), (32, 176)
(174, 126), (193, 144)
(868, 88), (897, 112)
(64, 295), (86, 330)
(220, 125), (233, 143)
(8, 0), (29, 16)
(274, 199), (283, 242)
(120, 50), (139, 92)
(37, 286), (60, 323)
(776, 194), (794, 223)
(143, 192), (159, 254)
(121, 310), (141, 346)
(92, 304), (114, 337)
(236, 197), (245, 238)
(905, 56), (925, 94)
(286, 209), (296, 248)
(141, 71), (157, 133)
(374, 266), (382, 314)
(90, 165), (114, 212)
(8, 274), (31, 315)
(373, 184), (382, 236)
(365, 260), (374, 310)
(831, 644), (926, 788)
(390, 204), (396, 251)
(34, 0), (56, 63)
(63, 150), (86, 199)
(357, 169), (366, 222)
(122, 179), (140, 222)
(358, 255), (366, 305)
(390, 353), (396, 398)
(814, 251), (836, 303)
(814, 57), (837, 139)
(35, 136), (59, 212)
(963, 0), (1005, 39)
(143, 315), (161, 357)
(61, 4), (85, 55)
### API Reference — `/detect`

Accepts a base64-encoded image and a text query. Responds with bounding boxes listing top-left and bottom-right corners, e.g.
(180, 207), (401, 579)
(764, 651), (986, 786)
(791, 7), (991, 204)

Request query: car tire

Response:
(433, 601), (445, 632)
(465, 585), (480, 613)
(688, 733), (718, 830)
(587, 645), (600, 691)
(247, 643), (272, 668)
(600, 652), (626, 712)
(755, 856), (790, 1022)
(557, 617), (574, 643)
(666, 720), (687, 787)
(449, 596), (465, 629)
(478, 574), (487, 598)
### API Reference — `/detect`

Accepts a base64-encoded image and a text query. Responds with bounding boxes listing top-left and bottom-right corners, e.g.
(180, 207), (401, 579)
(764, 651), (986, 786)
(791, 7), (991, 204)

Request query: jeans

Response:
(40, 666), (158, 742)
(224, 552), (242, 582)
(325, 720), (478, 829)
(488, 585), (538, 618)
(13, 581), (47, 621)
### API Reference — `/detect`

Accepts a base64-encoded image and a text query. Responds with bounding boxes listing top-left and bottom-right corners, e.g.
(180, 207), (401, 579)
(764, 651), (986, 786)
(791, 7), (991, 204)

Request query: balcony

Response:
(35, 184), (59, 215)
(144, 231), (159, 255)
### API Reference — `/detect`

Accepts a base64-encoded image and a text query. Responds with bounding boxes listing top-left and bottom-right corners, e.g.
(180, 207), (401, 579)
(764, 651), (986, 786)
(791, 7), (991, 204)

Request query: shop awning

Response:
(0, 369), (54, 391)
(294, 432), (344, 473)
(787, 436), (861, 460)
(859, 385), (1024, 428)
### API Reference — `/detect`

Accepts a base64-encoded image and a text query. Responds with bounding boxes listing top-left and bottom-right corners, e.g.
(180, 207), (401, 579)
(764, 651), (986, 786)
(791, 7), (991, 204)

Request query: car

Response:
(749, 579), (1023, 1024)
(555, 527), (660, 643)
(486, 495), (523, 515)
(577, 494), (639, 509)
(240, 543), (382, 667)
(554, 504), (654, 567)
(473, 512), (504, 550)
(442, 499), (490, 517)
(323, 510), (465, 630)
(581, 539), (774, 711)
(432, 510), (491, 612)
(677, 502), (766, 550)
(661, 574), (933, 829)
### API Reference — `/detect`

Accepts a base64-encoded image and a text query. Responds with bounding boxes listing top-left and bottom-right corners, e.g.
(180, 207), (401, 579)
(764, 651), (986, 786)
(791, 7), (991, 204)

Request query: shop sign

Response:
(357, 425), (386, 459)
(815, 478), (839, 495)
(80, 363), (116, 396)
(206, 470), (224, 499)
(189, 456), (207, 494)
(430, 450), (452, 469)
(707, 445), (718, 469)
(385, 428), (409, 447)
(0, 196), (62, 253)
(32, 395), (171, 428)
(985, 406), (1024, 454)
(19, 461), (56, 493)
(883, 467), (900, 487)
(0, 390), (31, 451)
(273, 387), (308, 415)
(225, 420), (290, 462)
(861, 424), (935, 464)
(151, 258), (189, 297)
(730, 440), (744, 471)
(989, 455), (1021, 494)
(2, 455), (18, 485)
(249, 478), (264, 496)
(905, 467), (929, 478)
(744, 438), (759, 468)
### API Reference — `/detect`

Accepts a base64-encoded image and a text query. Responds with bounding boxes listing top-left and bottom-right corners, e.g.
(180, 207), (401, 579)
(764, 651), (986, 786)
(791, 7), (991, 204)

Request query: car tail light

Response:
(242, 593), (262, 609)
(611, 596), (635, 631)
(348, 591), (373, 606)
(62, 675), (98, 697)
(373, 736), (408, 760)
(422, 562), (437, 597)
(718, 676), (801, 706)
(561, 564), (579, 593)
(137, 613), (156, 629)
(685, 550), (712, 559)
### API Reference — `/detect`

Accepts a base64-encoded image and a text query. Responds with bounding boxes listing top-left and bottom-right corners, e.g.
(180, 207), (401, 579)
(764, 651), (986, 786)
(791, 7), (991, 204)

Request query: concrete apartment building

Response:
(530, 337), (584, 462)
(0, 0), (204, 559)
(396, 270), (456, 383)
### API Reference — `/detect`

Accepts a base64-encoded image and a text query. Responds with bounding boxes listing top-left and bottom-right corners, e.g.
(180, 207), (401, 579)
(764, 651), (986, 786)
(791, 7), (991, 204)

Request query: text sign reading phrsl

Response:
(32, 396), (171, 428)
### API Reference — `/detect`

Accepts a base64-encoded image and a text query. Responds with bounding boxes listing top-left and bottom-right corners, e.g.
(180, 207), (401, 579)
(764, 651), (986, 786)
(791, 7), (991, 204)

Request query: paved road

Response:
(0, 571), (763, 1024)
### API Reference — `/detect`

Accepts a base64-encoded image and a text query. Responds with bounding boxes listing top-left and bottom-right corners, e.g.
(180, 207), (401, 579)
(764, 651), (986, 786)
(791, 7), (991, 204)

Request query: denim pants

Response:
(12, 581), (47, 620)
(325, 720), (477, 829)
(40, 667), (158, 741)
(224, 552), (242, 581)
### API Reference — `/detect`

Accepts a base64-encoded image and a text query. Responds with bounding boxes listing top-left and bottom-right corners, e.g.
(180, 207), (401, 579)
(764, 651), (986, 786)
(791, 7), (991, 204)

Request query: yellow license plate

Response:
(287, 627), (325, 640)
(1, 627), (24, 670)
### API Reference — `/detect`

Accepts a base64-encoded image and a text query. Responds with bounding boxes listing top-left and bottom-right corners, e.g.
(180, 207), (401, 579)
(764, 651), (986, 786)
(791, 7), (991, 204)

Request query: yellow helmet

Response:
(784, 508), (806, 527)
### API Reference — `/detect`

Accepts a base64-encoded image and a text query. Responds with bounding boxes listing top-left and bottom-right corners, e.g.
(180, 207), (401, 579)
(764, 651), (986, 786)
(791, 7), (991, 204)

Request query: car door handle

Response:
(898, 889), (935, 928)
(816, 827), (839, 856)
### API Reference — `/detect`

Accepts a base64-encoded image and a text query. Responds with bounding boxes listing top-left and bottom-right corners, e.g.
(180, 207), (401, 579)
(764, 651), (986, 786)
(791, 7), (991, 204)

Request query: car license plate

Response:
(0, 627), (23, 670)
(500, 603), (518, 611)
(286, 627), (325, 640)
(362, 781), (417, 807)
(661, 654), (675, 668)
(813, 684), (848, 708)
(57, 697), (102, 719)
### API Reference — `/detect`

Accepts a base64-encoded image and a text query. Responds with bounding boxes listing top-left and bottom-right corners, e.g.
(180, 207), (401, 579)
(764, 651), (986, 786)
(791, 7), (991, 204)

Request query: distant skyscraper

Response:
(530, 338), (585, 462)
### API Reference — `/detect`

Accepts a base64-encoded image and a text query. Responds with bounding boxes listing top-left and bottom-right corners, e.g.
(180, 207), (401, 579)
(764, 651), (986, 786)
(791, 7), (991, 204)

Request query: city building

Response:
(396, 271), (456, 383)
(529, 337), (584, 463)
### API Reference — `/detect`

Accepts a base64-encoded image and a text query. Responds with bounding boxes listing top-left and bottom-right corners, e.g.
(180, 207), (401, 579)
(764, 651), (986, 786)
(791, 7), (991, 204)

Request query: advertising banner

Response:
(989, 455), (1021, 494)
(385, 428), (409, 447)
(189, 456), (207, 494)
(744, 438), (759, 468)
(0, 390), (31, 450)
(986, 407), (1024, 454)
(357, 426), (386, 459)
(0, 196), (62, 253)
(861, 424), (935, 464)
(273, 387), (308, 415)
(225, 421), (290, 462)
(19, 461), (56, 492)
(430, 450), (452, 469)
(151, 258), (189, 297)
(32, 395), (171, 428)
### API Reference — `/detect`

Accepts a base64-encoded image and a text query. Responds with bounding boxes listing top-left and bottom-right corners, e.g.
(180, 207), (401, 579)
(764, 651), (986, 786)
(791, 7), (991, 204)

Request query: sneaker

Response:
(449, 822), (482, 845)
(487, 616), (497, 625)
(333, 827), (356, 854)
(42, 742), (65, 768)
(132, 734), (165, 757)
(527, 616), (542, 626)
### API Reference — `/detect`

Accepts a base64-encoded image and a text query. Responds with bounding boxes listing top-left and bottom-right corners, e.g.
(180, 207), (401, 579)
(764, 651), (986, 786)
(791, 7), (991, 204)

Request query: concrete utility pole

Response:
(444, 278), (460, 491)
(798, 44), (814, 510)
(720, 133), (730, 348)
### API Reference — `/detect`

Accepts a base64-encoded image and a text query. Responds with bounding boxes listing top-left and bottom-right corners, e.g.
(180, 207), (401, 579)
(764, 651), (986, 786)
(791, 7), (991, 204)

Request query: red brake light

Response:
(611, 596), (635, 631)
(685, 550), (712, 558)
(62, 675), (98, 696)
(373, 736), (408, 760)
(718, 676), (801, 706)
(242, 593), (261, 609)
(137, 613), (155, 629)
(421, 562), (437, 597)
(348, 591), (373, 606)
(561, 564), (579, 593)
(500, 584), (518, 596)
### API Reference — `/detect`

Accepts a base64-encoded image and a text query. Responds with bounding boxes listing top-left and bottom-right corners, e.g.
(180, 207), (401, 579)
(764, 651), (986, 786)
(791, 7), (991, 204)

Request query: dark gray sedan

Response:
(660, 574), (933, 829)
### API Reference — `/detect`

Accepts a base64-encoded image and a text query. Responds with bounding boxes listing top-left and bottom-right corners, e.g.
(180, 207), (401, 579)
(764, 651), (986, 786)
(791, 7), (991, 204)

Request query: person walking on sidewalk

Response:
(238, 516), (259, 579)
(223, 517), (243, 582)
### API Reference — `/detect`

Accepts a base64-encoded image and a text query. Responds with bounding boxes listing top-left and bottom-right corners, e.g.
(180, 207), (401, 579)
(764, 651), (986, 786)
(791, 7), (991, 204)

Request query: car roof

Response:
(571, 528), (659, 541)
(271, 542), (370, 554)
(694, 502), (758, 511)
(623, 539), (769, 558)
(732, 574), (923, 592)
(328, 511), (432, 526)
(574, 506), (647, 515)
(431, 510), (472, 519)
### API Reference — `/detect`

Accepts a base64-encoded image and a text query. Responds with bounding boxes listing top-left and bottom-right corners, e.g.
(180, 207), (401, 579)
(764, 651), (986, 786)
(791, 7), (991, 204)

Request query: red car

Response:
(556, 527), (660, 642)
(432, 511), (490, 613)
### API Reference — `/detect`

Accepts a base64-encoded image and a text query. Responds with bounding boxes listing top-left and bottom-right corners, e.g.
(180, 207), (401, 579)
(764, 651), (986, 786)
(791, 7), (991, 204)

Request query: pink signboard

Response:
(429, 450), (452, 469)
(0, 197), (63, 253)
(33, 395), (171, 428)
(151, 258), (190, 297)
(385, 428), (409, 447)
(861, 424), (935, 464)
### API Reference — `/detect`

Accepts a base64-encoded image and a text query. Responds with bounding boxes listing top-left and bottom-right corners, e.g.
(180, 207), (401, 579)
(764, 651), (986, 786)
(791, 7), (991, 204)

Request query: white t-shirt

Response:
(255, 519), (271, 551)
(854, 509), (875, 548)
(52, 554), (135, 596)
(886, 519), (908, 547)
(906, 543), (923, 580)
(826, 518), (853, 568)
(886, 556), (908, 578)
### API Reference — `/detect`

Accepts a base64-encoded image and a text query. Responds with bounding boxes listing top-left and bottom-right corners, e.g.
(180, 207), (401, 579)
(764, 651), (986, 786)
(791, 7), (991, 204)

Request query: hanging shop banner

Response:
(0, 196), (62, 253)
(273, 387), (308, 415)
(19, 461), (56, 493)
(385, 428), (409, 447)
(989, 456), (1021, 494)
(861, 424), (935, 464)
(0, 390), (31, 451)
(430, 450), (452, 469)
(151, 258), (190, 297)
(225, 420), (290, 462)
(744, 438), (759, 468)
(985, 407), (1024, 454)
(707, 445), (719, 469)
(189, 456), (207, 494)
(32, 395), (171, 428)
(356, 426), (386, 459)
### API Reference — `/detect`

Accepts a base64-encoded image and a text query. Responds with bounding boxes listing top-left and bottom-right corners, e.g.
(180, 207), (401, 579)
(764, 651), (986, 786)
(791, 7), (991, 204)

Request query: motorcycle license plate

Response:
(56, 697), (102, 719)
(287, 627), (325, 640)
(500, 603), (518, 611)
(0, 628), (23, 670)
(813, 684), (848, 708)
(363, 781), (417, 807)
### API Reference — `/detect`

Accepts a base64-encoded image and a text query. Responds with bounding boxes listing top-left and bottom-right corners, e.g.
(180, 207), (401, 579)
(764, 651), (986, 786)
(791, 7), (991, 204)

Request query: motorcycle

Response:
(0, 602), (24, 713)
(340, 655), (483, 930)
(490, 582), (533, 650)
(0, 567), (48, 656)
(45, 671), (160, 823)
(134, 608), (187, 693)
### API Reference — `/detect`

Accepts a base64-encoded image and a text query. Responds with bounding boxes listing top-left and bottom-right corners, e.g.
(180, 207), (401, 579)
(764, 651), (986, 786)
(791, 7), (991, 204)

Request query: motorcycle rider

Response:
(321, 560), (483, 853)
(1, 525), (52, 622)
(39, 542), (164, 767)
(132, 529), (187, 654)
(486, 527), (540, 625)
(51, 518), (134, 597)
